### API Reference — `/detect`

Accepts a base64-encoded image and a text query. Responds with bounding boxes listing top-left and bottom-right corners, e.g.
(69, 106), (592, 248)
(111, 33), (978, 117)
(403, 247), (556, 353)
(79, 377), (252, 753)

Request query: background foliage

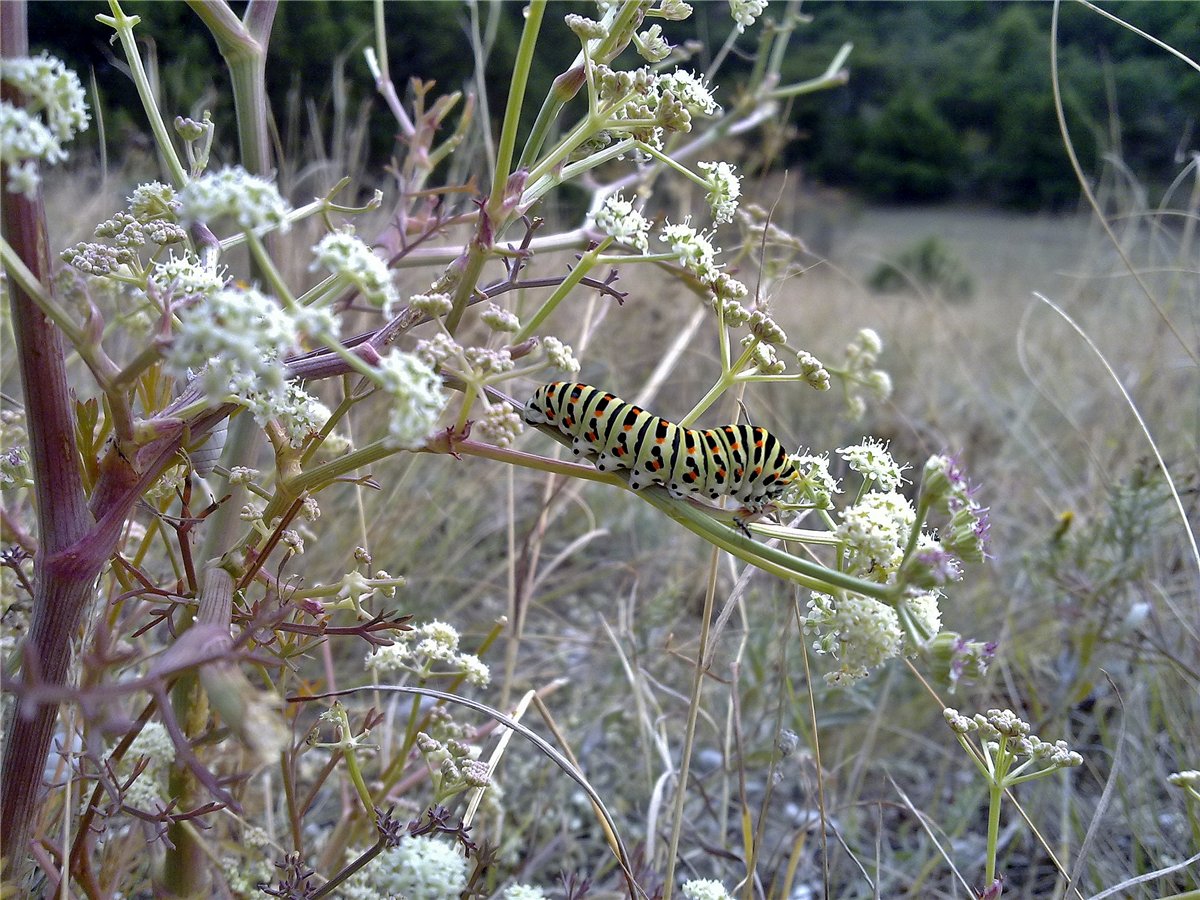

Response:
(29, 0), (1200, 209)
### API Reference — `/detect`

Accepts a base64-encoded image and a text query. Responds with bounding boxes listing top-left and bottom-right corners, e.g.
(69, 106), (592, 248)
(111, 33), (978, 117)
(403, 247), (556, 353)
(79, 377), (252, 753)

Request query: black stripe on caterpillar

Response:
(523, 382), (797, 510)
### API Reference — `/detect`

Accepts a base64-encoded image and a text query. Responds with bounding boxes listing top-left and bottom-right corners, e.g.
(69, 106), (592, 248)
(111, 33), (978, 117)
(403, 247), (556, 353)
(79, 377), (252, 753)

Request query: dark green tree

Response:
(854, 88), (965, 202)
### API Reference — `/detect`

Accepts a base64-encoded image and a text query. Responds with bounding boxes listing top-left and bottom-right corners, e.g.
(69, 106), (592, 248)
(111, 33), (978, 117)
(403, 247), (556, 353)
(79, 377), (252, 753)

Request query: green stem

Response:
(0, 237), (86, 347)
(187, 0), (276, 177)
(768, 42), (853, 100)
(448, 437), (896, 600)
(98, 2), (188, 187)
(245, 231), (296, 305)
(522, 136), (637, 204)
(444, 243), (488, 336)
(679, 341), (758, 427)
(488, 0), (545, 211)
(984, 780), (1003, 885)
(341, 738), (377, 817)
(511, 238), (612, 343)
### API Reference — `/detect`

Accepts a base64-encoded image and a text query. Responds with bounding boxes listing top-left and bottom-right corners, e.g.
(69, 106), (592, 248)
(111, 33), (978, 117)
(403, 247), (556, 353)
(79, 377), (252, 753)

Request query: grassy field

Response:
(289, 201), (1197, 898)
(12, 160), (1197, 898)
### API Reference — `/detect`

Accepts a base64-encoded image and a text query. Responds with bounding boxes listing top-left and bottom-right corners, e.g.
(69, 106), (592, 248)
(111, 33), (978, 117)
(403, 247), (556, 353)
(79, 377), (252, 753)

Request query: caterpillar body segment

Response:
(523, 382), (798, 511)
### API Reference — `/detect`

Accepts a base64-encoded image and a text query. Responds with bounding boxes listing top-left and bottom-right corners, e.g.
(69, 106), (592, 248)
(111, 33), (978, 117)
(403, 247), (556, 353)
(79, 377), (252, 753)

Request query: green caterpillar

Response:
(523, 382), (798, 510)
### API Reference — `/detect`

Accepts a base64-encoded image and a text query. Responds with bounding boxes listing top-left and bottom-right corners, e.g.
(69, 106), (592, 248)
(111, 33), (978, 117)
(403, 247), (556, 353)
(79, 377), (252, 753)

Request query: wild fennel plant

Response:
(0, 2), (1031, 896)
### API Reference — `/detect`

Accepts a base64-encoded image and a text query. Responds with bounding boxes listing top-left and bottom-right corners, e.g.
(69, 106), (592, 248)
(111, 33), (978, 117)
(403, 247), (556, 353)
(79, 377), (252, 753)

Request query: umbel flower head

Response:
(370, 350), (447, 450)
(801, 592), (902, 685)
(594, 192), (651, 252)
(341, 837), (468, 899)
(165, 284), (299, 400)
(312, 228), (399, 316)
(0, 52), (90, 197)
(698, 160), (741, 224)
(177, 165), (291, 234)
(365, 619), (490, 686)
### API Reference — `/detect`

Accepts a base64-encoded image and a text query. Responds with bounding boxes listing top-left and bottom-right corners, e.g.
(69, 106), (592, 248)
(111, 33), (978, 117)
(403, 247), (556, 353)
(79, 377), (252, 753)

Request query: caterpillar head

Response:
(523, 383), (555, 426)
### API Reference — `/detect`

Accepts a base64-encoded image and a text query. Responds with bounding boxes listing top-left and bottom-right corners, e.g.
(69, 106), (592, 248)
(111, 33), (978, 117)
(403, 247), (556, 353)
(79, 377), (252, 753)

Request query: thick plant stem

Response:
(0, 4), (98, 878)
(160, 565), (236, 897)
(487, 0), (545, 213)
(187, 0), (278, 177)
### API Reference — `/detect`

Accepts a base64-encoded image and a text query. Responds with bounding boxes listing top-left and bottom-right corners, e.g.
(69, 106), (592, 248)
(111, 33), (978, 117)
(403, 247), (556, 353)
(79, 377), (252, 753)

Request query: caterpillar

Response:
(523, 382), (798, 510)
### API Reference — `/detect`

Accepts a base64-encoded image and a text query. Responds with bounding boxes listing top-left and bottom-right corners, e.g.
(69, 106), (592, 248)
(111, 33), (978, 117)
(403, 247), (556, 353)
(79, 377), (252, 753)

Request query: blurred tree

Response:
(23, 0), (1197, 211)
(855, 88), (965, 202)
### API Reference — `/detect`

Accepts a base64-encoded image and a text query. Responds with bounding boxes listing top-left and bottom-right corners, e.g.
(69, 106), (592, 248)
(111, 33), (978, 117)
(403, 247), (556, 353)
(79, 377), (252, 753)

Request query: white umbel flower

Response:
(166, 285), (297, 399)
(312, 229), (398, 316)
(698, 161), (741, 224)
(595, 192), (651, 252)
(372, 350), (447, 450)
(178, 165), (291, 234)
(365, 838), (468, 899)
(682, 879), (736, 900)
(0, 53), (90, 198)
(729, 0), (768, 33)
(657, 70), (720, 116)
(802, 592), (902, 685)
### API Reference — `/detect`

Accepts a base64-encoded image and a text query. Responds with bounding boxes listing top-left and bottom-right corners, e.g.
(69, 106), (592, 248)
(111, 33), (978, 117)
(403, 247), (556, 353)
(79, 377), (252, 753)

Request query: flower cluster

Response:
(794, 439), (995, 685)
(838, 328), (893, 420)
(633, 23), (672, 62)
(920, 454), (990, 564)
(743, 335), (785, 375)
(840, 438), (908, 492)
(475, 402), (524, 448)
(794, 349), (832, 390)
(801, 592), (903, 685)
(63, 204), (188, 280)
(1, 53), (90, 197)
(370, 350), (447, 450)
(243, 382), (333, 448)
(342, 838), (467, 900)
(312, 229), (399, 316)
(503, 886), (550, 900)
(150, 252), (226, 303)
(944, 707), (1083, 772)
(593, 64), (720, 149)
(416, 731), (491, 804)
(365, 620), (490, 686)
(661, 218), (720, 281)
(698, 160), (741, 225)
(595, 192), (651, 252)
(481, 302), (521, 333)
(835, 491), (916, 577)
(682, 878), (737, 900)
(411, 291), (454, 317)
(1168, 769), (1200, 802)
(177, 165), (291, 234)
(729, 0), (769, 33)
(164, 284), (299, 399)
(782, 453), (840, 509)
(541, 336), (580, 373)
(0, 409), (31, 490)
(116, 721), (175, 810)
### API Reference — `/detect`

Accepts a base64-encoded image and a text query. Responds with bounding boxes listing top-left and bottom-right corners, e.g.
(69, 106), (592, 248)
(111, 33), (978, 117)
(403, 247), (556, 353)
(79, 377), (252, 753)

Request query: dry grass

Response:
(295, 192), (1197, 897)
(16, 151), (1195, 895)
